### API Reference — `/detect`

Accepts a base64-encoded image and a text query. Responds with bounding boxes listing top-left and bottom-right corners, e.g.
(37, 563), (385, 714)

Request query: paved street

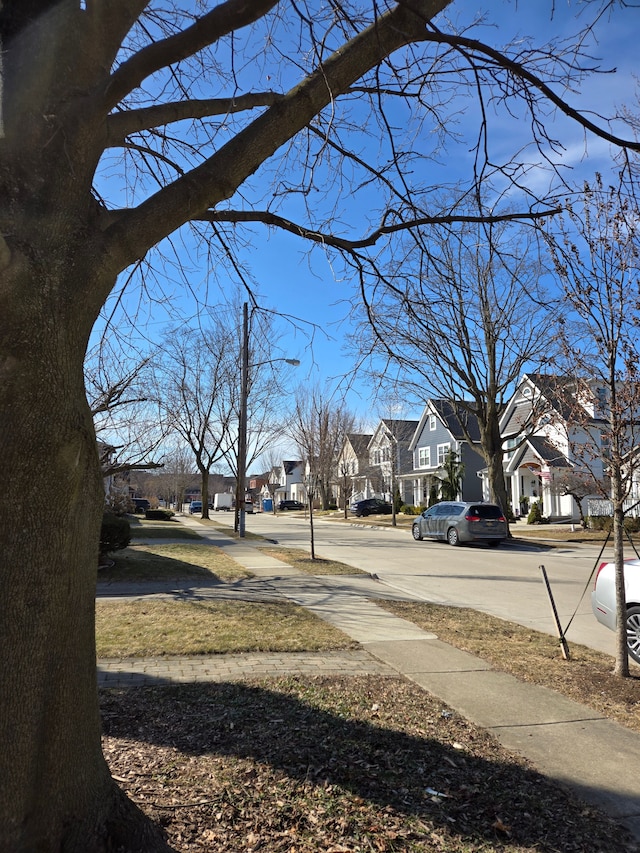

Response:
(211, 511), (620, 657)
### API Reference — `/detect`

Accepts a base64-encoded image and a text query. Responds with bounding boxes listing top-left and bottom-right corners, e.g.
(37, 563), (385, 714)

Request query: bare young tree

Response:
(356, 219), (556, 517)
(546, 176), (640, 677)
(289, 386), (356, 511)
(160, 445), (198, 511)
(153, 319), (240, 518)
(219, 304), (299, 531)
(86, 343), (165, 478)
(552, 470), (607, 529)
(2, 2), (640, 848)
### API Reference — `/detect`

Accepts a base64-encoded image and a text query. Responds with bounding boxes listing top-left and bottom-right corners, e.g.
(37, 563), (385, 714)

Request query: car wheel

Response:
(447, 527), (460, 546)
(626, 606), (640, 664)
(487, 540), (501, 548)
(412, 525), (423, 541)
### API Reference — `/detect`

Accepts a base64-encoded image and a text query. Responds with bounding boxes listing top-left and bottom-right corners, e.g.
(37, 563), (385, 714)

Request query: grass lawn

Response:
(99, 542), (251, 583)
(96, 599), (357, 657)
(258, 545), (368, 575)
(127, 517), (204, 539)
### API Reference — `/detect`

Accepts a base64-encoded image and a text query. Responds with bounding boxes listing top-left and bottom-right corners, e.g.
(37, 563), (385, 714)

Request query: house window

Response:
(429, 414), (437, 431)
(372, 449), (381, 465)
(437, 443), (450, 465)
(596, 387), (608, 416)
(504, 437), (517, 461)
(418, 447), (431, 468)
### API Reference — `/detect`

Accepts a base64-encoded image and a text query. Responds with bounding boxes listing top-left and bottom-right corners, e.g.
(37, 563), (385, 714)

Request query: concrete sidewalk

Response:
(98, 515), (640, 841)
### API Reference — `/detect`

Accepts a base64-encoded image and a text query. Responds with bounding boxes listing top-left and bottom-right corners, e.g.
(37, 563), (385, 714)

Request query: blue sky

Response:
(94, 1), (640, 439)
(227, 1), (639, 422)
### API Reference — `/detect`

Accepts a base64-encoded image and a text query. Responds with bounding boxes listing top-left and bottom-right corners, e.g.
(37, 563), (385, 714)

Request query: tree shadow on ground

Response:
(100, 675), (630, 852)
(98, 548), (237, 584)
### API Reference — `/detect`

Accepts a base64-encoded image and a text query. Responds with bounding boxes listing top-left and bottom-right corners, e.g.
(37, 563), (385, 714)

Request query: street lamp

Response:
(237, 302), (300, 538)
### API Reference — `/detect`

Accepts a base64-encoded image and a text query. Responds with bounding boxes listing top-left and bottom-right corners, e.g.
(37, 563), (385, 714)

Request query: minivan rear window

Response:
(469, 505), (502, 519)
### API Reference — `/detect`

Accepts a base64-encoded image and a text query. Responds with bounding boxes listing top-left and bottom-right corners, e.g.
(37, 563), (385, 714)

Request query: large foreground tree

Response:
(1, 2), (639, 850)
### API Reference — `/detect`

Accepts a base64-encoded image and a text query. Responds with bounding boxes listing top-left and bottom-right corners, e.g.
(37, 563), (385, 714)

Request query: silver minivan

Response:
(412, 501), (507, 547)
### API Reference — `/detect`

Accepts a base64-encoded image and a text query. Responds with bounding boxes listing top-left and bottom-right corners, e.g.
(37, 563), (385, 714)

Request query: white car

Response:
(592, 558), (640, 663)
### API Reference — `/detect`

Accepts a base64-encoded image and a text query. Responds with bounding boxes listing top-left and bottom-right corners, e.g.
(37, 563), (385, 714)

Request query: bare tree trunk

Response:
(200, 467), (210, 519)
(613, 489), (630, 677)
(309, 496), (316, 560)
(0, 271), (173, 850)
(480, 416), (511, 534)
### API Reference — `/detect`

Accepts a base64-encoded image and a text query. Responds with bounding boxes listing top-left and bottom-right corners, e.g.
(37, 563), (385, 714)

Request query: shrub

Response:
(400, 504), (423, 516)
(145, 508), (175, 520)
(100, 512), (131, 555)
(104, 492), (130, 516)
(527, 501), (543, 525)
(588, 514), (640, 532)
(587, 515), (611, 531)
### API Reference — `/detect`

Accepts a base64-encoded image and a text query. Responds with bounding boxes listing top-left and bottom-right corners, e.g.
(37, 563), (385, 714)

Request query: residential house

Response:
(261, 460), (305, 506)
(408, 400), (485, 505)
(366, 419), (419, 505)
(334, 433), (373, 509)
(247, 473), (269, 509)
(499, 373), (608, 520)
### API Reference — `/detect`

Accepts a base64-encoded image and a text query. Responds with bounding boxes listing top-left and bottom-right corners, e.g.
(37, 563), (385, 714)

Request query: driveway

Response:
(213, 512), (619, 658)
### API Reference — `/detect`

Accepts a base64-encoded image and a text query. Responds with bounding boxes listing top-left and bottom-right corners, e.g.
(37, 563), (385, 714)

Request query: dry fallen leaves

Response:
(101, 675), (636, 852)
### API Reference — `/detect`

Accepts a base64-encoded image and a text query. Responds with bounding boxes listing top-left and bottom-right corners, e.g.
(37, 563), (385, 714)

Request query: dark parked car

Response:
(278, 499), (305, 511)
(131, 498), (150, 514)
(412, 501), (507, 547)
(188, 500), (202, 514)
(349, 498), (393, 517)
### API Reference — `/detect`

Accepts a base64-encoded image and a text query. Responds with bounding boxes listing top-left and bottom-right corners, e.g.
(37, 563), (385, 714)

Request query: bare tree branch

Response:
(197, 205), (562, 250)
(106, 93), (284, 147)
(103, 0), (280, 109)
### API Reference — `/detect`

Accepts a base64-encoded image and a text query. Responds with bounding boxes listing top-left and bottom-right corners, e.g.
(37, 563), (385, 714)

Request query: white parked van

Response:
(213, 493), (233, 512)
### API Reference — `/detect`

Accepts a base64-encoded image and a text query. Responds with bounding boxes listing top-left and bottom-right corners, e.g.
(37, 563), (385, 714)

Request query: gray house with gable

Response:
(406, 399), (485, 505)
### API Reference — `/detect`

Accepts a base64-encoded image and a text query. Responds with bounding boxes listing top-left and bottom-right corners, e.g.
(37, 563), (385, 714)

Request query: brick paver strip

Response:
(98, 650), (396, 688)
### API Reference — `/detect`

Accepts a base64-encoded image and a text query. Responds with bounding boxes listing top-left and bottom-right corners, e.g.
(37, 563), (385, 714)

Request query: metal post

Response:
(540, 564), (570, 660)
(238, 302), (248, 538)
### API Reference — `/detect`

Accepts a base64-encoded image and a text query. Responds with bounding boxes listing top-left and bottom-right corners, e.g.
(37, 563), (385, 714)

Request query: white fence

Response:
(587, 498), (640, 518)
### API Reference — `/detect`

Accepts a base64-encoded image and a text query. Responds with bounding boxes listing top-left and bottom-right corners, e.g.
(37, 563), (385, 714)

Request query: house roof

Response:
(430, 400), (482, 442)
(524, 373), (579, 423)
(410, 399), (482, 449)
(282, 460), (303, 474)
(526, 435), (571, 468)
(525, 372), (611, 426)
(345, 433), (372, 457)
(378, 419), (419, 445)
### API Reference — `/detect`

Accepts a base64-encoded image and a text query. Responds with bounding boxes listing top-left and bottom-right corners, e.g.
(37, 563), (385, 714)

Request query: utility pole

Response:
(237, 302), (249, 538)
